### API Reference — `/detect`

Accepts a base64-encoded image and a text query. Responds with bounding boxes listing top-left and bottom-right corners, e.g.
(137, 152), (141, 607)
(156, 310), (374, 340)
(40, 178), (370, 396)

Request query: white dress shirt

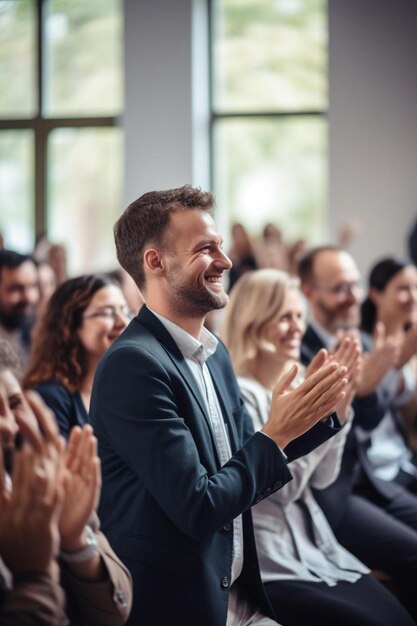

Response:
(238, 375), (369, 587)
(149, 310), (278, 626)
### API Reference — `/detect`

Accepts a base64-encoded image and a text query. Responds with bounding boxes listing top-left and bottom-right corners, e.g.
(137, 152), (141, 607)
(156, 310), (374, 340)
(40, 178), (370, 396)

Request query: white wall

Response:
(124, 0), (209, 207)
(124, 0), (193, 203)
(328, 0), (417, 276)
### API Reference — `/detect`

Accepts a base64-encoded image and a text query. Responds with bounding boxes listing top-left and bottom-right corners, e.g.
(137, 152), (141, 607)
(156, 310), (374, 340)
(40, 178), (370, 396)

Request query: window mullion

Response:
(34, 0), (46, 241)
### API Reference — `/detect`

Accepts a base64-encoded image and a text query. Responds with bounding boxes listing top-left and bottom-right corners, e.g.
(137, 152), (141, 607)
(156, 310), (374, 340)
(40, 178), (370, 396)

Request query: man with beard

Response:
(298, 245), (417, 621)
(0, 251), (39, 371)
(89, 185), (349, 626)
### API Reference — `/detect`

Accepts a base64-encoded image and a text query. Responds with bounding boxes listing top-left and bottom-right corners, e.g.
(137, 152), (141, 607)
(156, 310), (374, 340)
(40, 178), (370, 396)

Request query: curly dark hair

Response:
(24, 274), (118, 392)
(114, 184), (215, 291)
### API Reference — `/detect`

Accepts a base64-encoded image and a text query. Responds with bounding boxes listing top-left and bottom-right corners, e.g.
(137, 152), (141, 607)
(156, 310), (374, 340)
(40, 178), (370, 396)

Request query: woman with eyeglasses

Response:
(222, 268), (416, 626)
(24, 274), (132, 438)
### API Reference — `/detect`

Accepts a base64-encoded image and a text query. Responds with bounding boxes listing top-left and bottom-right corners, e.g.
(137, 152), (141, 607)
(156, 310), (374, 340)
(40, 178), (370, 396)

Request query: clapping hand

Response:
(305, 338), (361, 423)
(0, 389), (64, 580)
(355, 322), (399, 396)
(59, 424), (101, 553)
(329, 337), (361, 422)
(397, 323), (417, 369)
(263, 360), (348, 449)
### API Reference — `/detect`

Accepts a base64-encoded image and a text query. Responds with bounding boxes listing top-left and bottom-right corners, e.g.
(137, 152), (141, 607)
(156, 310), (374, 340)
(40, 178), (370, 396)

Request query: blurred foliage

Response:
(0, 1), (36, 117)
(212, 0), (328, 112)
(211, 0), (328, 245)
(0, 130), (34, 251)
(0, 0), (123, 272)
(214, 117), (327, 242)
(48, 128), (123, 274)
(44, 0), (122, 116)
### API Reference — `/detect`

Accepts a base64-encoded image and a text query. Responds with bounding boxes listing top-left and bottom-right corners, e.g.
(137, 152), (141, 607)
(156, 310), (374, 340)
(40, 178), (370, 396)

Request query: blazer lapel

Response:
(301, 324), (326, 363)
(137, 307), (220, 456)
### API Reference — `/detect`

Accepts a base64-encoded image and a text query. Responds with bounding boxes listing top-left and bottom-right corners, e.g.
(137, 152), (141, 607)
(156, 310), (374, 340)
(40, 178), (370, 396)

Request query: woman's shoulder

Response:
(237, 376), (271, 406)
(35, 380), (76, 410)
(35, 379), (71, 397)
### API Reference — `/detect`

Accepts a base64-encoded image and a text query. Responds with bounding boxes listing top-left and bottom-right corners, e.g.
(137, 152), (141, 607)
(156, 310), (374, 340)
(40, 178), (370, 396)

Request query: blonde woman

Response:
(222, 269), (414, 626)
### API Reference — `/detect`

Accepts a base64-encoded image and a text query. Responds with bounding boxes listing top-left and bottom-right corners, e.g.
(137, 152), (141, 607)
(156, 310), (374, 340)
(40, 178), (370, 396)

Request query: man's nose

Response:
(216, 248), (232, 270)
(23, 287), (39, 305)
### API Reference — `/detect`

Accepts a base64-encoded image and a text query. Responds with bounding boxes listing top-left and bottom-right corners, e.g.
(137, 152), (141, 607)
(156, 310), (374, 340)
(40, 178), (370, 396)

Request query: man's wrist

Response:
(60, 525), (99, 563)
(60, 527), (88, 553)
(259, 429), (288, 460)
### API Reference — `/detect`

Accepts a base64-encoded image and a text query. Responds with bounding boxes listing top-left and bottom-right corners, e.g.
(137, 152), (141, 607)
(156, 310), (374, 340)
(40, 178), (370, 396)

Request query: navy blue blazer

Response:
(90, 307), (341, 626)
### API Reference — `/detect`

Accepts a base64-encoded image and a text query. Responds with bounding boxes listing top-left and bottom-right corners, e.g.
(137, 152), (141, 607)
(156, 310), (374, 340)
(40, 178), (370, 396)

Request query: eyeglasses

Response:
(83, 306), (134, 321)
(314, 281), (363, 297)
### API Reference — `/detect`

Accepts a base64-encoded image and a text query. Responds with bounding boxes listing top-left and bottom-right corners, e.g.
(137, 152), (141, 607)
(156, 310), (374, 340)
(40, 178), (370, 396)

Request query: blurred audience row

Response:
(1, 216), (417, 624)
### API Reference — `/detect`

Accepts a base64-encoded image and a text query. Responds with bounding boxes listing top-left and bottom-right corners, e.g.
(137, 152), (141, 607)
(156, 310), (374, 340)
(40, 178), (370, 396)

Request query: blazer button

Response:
(223, 522), (232, 532)
(115, 590), (127, 606)
(221, 576), (230, 589)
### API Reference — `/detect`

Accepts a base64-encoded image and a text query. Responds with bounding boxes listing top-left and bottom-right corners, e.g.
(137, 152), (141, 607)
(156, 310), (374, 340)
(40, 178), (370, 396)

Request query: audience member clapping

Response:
(222, 269), (415, 626)
(24, 275), (132, 438)
(298, 246), (417, 620)
(0, 339), (132, 625)
(360, 257), (417, 488)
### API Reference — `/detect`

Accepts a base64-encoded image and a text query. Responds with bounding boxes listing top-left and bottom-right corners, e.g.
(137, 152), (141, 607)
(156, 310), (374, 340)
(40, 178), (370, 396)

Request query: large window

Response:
(210, 0), (328, 245)
(0, 0), (123, 274)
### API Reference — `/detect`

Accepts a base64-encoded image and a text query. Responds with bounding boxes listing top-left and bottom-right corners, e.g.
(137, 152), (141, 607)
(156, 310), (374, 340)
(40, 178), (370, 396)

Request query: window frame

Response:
(0, 0), (120, 241)
(208, 0), (328, 230)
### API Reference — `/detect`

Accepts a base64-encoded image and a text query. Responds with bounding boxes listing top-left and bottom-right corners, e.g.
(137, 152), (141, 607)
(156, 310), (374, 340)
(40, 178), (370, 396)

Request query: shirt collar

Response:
(309, 317), (336, 350)
(148, 307), (218, 364)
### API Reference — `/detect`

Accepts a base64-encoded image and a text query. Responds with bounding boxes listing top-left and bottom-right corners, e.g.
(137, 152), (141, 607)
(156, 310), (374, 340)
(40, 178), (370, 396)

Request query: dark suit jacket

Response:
(90, 307), (341, 626)
(301, 323), (404, 528)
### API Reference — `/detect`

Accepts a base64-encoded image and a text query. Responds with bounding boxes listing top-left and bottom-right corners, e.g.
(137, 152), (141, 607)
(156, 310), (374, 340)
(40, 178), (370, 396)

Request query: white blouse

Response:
(238, 375), (369, 586)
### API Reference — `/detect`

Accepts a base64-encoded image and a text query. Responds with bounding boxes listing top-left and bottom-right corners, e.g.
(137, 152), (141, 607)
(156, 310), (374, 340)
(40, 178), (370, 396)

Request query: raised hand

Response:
(330, 337), (362, 422)
(0, 388), (64, 579)
(262, 361), (348, 449)
(59, 424), (101, 552)
(304, 348), (328, 379)
(397, 323), (417, 368)
(355, 322), (399, 396)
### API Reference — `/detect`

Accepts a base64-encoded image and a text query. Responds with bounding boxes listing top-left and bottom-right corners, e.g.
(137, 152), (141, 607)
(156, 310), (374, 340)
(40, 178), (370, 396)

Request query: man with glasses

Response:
(298, 245), (417, 620)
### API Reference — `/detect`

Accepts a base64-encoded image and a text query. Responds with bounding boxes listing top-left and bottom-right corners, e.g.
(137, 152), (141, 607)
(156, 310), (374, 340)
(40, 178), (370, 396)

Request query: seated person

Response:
(0, 339), (132, 625)
(222, 269), (415, 626)
(360, 257), (417, 491)
(24, 275), (132, 438)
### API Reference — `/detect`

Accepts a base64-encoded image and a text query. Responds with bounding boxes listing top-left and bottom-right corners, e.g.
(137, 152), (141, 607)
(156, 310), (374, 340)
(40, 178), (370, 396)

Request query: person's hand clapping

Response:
(262, 361), (348, 449)
(0, 389), (64, 580)
(355, 322), (399, 396)
(329, 337), (361, 422)
(59, 424), (101, 553)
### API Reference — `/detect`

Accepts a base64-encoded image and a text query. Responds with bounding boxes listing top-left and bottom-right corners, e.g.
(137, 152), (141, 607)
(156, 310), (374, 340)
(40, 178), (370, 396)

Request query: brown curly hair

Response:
(24, 274), (118, 392)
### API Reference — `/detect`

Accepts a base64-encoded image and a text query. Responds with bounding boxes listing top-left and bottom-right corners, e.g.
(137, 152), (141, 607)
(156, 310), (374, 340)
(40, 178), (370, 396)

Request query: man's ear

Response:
(143, 248), (166, 276)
